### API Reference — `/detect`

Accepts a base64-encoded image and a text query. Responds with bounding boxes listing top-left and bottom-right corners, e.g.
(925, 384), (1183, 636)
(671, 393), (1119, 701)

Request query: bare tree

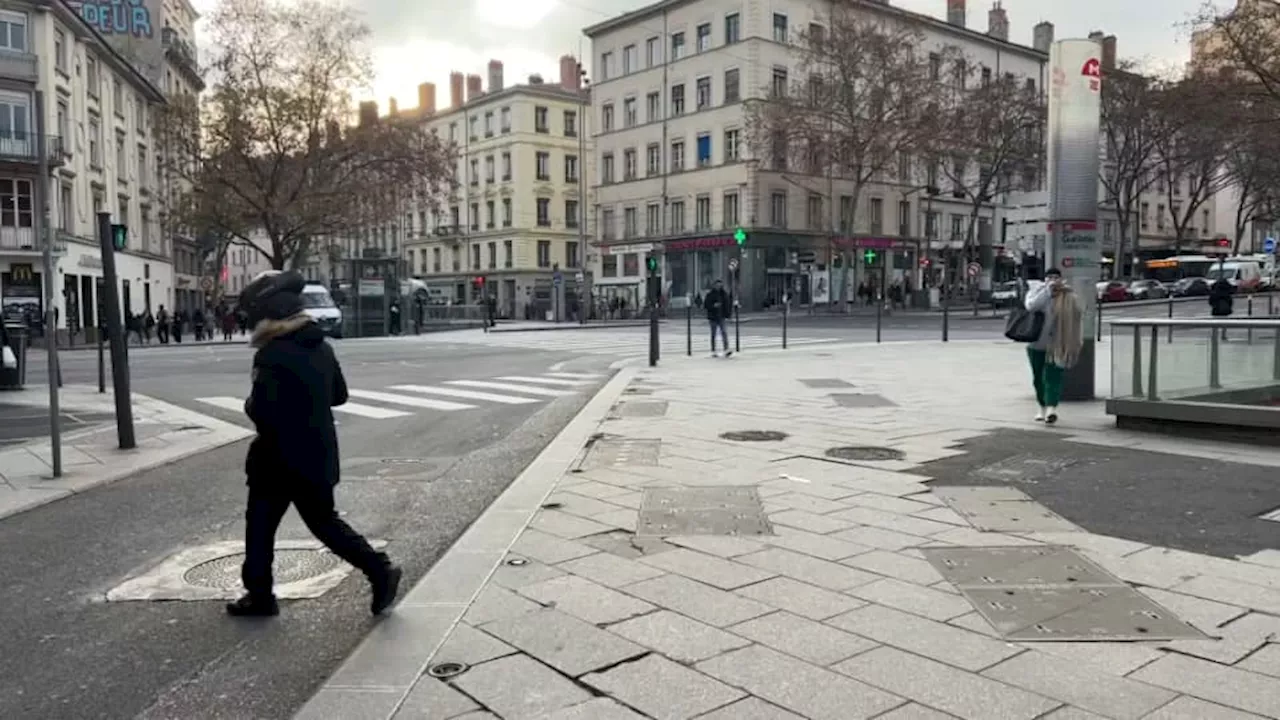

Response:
(1099, 63), (1167, 278)
(1194, 0), (1280, 108)
(745, 7), (948, 307)
(156, 0), (455, 270)
(927, 64), (1044, 288)
(1150, 76), (1235, 260)
(1218, 82), (1280, 252)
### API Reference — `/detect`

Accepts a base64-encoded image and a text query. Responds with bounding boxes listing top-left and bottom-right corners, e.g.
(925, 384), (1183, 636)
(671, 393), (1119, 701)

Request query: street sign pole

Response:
(97, 211), (135, 449)
(35, 91), (61, 477)
(877, 260), (886, 343)
(729, 257), (741, 354)
(686, 294), (692, 356)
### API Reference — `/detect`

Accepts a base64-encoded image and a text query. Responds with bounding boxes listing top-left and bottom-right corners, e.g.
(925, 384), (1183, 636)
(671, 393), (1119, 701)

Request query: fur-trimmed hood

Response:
(250, 312), (314, 348)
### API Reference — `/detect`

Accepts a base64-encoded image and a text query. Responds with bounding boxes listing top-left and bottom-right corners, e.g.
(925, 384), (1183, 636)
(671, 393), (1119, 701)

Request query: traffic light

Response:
(733, 228), (746, 245)
(110, 224), (127, 251)
(473, 275), (485, 287)
(646, 256), (658, 274)
(1216, 237), (1231, 249)
(919, 257), (931, 268)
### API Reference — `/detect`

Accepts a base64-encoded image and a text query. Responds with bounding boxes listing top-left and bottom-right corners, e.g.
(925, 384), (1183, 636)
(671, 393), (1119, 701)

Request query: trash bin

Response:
(0, 322), (28, 390)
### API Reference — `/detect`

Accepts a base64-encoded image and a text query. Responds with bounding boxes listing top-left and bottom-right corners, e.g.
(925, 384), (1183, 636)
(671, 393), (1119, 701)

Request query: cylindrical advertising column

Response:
(1046, 38), (1104, 400)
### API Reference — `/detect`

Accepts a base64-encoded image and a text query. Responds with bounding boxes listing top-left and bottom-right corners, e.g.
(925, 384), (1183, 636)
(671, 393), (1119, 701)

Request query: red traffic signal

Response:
(1216, 237), (1231, 249)
(919, 257), (931, 267)
(473, 276), (486, 286)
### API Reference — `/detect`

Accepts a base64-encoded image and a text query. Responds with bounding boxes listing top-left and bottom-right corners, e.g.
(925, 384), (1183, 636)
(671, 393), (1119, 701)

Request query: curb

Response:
(490, 321), (659, 333)
(294, 365), (638, 720)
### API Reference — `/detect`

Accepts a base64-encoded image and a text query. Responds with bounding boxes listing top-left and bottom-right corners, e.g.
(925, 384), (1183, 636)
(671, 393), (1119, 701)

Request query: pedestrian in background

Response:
(227, 270), (401, 618)
(156, 305), (170, 344)
(1209, 275), (1233, 340)
(1023, 268), (1083, 425)
(704, 278), (734, 358)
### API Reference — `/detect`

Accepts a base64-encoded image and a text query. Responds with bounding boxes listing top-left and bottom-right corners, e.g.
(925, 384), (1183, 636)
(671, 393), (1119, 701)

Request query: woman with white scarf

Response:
(1024, 268), (1083, 424)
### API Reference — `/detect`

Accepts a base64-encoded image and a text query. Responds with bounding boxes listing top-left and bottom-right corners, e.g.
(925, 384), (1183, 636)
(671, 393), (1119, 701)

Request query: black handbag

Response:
(1004, 306), (1044, 342)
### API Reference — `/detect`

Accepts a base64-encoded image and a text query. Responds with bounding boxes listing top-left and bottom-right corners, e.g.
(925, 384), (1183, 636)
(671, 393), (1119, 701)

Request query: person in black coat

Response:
(704, 279), (734, 357)
(1209, 276), (1234, 340)
(228, 270), (401, 617)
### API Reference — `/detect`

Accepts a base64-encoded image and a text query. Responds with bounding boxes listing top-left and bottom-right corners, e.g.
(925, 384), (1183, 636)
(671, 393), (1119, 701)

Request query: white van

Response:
(300, 283), (343, 337)
(1206, 261), (1263, 292)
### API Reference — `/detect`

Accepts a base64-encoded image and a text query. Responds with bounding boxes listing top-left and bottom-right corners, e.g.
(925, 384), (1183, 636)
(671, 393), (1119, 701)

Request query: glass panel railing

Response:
(1108, 319), (1280, 403)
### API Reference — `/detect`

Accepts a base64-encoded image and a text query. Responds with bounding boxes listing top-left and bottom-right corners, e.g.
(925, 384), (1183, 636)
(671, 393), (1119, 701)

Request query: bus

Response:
(1141, 255), (1217, 284)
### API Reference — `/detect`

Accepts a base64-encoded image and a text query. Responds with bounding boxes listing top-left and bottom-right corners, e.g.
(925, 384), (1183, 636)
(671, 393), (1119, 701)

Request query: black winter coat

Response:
(1209, 280), (1234, 317)
(705, 288), (732, 321)
(244, 320), (347, 487)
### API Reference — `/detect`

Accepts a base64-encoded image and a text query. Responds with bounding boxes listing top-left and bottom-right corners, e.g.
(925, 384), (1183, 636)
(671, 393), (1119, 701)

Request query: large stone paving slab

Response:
(449, 654), (592, 718)
(582, 654), (745, 719)
(932, 486), (1080, 533)
(479, 608), (645, 676)
(636, 486), (773, 537)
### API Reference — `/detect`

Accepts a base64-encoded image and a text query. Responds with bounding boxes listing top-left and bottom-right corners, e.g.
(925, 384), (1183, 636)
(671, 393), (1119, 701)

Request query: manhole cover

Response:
(583, 438), (661, 467)
(825, 446), (905, 461)
(183, 549), (347, 590)
(721, 430), (789, 442)
(637, 486), (773, 537)
(428, 662), (469, 679)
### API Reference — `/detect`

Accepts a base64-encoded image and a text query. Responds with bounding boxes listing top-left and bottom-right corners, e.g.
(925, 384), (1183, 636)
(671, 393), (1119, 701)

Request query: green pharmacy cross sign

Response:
(863, 249), (877, 263)
(733, 228), (746, 245)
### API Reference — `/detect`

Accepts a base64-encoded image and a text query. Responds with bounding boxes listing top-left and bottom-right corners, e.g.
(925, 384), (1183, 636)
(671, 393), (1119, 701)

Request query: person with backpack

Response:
(1016, 268), (1082, 425)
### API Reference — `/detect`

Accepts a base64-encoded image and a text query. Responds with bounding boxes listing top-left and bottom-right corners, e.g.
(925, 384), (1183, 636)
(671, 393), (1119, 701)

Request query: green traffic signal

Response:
(111, 224), (128, 251)
(646, 256), (658, 272)
(733, 228), (746, 245)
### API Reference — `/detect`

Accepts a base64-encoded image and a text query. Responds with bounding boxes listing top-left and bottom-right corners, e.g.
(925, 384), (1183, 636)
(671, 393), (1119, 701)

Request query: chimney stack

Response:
(1033, 21), (1054, 53)
(1102, 35), (1117, 70)
(358, 101), (377, 127)
(947, 0), (965, 27)
(418, 82), (436, 115)
(449, 71), (464, 108)
(987, 2), (1008, 41)
(466, 74), (483, 101)
(559, 54), (580, 90)
(388, 97), (398, 115)
(488, 59), (504, 92)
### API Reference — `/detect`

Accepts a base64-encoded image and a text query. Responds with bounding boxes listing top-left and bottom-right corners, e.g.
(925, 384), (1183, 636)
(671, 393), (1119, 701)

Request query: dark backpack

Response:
(1004, 306), (1045, 343)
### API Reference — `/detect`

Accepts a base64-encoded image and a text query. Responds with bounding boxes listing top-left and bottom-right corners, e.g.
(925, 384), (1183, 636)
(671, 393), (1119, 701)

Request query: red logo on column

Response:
(1081, 58), (1101, 91)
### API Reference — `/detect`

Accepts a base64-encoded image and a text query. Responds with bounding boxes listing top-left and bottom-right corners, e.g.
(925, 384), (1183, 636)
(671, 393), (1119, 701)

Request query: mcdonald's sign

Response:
(8, 263), (34, 284)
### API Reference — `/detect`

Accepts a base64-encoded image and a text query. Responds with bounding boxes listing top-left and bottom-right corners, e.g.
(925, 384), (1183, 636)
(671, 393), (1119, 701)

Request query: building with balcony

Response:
(320, 59), (593, 320)
(158, 0), (205, 313)
(0, 0), (166, 341)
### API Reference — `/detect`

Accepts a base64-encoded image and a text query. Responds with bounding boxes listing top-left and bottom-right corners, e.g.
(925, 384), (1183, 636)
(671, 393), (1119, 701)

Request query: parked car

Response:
(1096, 281), (1130, 303)
(1128, 279), (1168, 300)
(1172, 277), (1211, 297)
(991, 280), (1043, 308)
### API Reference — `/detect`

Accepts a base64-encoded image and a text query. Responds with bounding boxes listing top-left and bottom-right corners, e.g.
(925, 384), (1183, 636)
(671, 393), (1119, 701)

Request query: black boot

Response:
(226, 593), (279, 617)
(369, 565), (402, 615)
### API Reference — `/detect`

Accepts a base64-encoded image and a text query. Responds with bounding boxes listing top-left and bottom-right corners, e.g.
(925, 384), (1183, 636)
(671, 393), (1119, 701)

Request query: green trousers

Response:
(1027, 347), (1065, 407)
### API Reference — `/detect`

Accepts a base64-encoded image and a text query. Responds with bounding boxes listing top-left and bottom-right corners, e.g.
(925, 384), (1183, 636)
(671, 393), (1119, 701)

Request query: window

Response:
(470, 202), (479, 230)
(725, 13), (740, 44)
(928, 53), (941, 81)
(432, 248), (441, 272)
(602, 255), (618, 277)
(981, 66), (992, 87)
(646, 92), (660, 122)
(56, 101), (68, 150)
(869, 198), (883, 234)
(950, 213), (964, 240)
(696, 133), (711, 168)
(566, 200), (579, 228)
(486, 201), (495, 229)
(602, 103), (614, 131)
(135, 97), (146, 133)
(537, 240), (551, 267)
(501, 152), (511, 180)
(623, 44), (637, 74)
(503, 240), (512, 267)
(86, 57), (99, 96)
(646, 203), (661, 235)
(0, 11), (26, 52)
(646, 143), (660, 175)
(138, 145), (147, 186)
(487, 242), (496, 268)
(536, 151), (550, 181)
(669, 200), (685, 233)
(695, 195), (711, 230)
(807, 194), (823, 229)
(623, 97), (636, 127)
(1202, 208), (1210, 235)
(646, 36), (660, 67)
(112, 80), (123, 115)
(0, 179), (32, 228)
(534, 106), (549, 132)
(809, 23), (825, 47)
(536, 198), (551, 227)
(565, 154), (579, 183)
(484, 111), (493, 136)
(671, 32), (685, 60)
(92, 188), (103, 216)
(452, 247), (460, 271)
(602, 208), (615, 240)
(564, 110), (577, 137)
(724, 69), (740, 103)
(772, 67), (788, 97)
(770, 191), (787, 227)
(1156, 204), (1165, 230)
(953, 60), (967, 89)
(623, 253), (639, 276)
(54, 30), (66, 72)
(502, 198), (512, 227)
(470, 158), (479, 185)
(696, 23), (711, 52)
(671, 139), (684, 172)
(898, 153), (912, 182)
(59, 183), (71, 230)
(696, 77), (712, 109)
(722, 191), (739, 228)
(469, 115), (478, 140)
(566, 241), (579, 268)
(472, 244), (481, 269)
(89, 116), (101, 167)
(449, 122), (457, 142)
(898, 201), (911, 236)
(485, 155), (495, 182)
(623, 148), (637, 180)
(671, 84), (685, 115)
(602, 152), (615, 183)
(500, 107), (511, 132)
(117, 194), (129, 226)
(724, 128), (740, 162)
(772, 13), (788, 43)
(600, 52), (612, 80)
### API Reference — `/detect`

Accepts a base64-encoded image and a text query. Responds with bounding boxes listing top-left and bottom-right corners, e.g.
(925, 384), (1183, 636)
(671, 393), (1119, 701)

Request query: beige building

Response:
(157, 0), (205, 313)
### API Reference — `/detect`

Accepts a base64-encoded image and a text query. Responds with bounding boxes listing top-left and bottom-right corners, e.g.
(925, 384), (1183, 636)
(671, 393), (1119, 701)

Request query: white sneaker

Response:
(1034, 408), (1046, 422)
(1046, 407), (1059, 425)
(711, 351), (721, 358)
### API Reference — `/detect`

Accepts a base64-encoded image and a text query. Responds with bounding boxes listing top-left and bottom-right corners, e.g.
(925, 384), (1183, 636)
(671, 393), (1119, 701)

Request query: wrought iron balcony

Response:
(0, 134), (67, 166)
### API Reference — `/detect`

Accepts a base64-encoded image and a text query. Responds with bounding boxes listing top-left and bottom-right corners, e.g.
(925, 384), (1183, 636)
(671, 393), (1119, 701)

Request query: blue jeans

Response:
(709, 318), (729, 351)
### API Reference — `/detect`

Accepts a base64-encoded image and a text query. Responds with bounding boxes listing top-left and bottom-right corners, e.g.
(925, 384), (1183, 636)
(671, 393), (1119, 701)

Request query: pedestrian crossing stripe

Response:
(194, 396), (411, 419)
(496, 375), (592, 386)
(447, 379), (575, 396)
(387, 384), (541, 404)
(346, 388), (474, 411)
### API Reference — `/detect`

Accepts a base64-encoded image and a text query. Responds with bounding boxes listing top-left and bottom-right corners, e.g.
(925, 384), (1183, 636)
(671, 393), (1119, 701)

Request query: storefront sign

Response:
(602, 243), (655, 255)
(665, 237), (734, 251)
(78, 254), (103, 269)
(831, 237), (912, 250)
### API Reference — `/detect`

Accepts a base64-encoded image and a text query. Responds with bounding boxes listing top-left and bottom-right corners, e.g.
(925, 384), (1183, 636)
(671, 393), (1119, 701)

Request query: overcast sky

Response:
(192, 0), (1227, 111)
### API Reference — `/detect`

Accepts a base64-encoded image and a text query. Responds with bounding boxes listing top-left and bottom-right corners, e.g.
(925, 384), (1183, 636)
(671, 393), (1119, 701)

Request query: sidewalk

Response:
(297, 341), (1280, 720)
(0, 385), (252, 520)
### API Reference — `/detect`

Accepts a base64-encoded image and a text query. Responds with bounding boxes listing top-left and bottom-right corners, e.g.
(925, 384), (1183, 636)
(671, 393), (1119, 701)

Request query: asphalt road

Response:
(0, 342), (604, 720)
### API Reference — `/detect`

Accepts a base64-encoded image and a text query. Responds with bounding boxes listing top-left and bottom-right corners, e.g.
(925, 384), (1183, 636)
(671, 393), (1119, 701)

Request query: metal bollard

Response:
(1167, 296), (1174, 344)
(734, 303), (740, 353)
(97, 328), (105, 393)
(1249, 295), (1255, 344)
(686, 302), (691, 357)
(783, 299), (789, 349)
(1096, 302), (1102, 342)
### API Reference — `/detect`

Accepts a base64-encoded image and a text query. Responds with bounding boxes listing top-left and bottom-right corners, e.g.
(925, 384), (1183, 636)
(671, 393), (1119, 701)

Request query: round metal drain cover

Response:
(720, 430), (789, 442)
(428, 662), (469, 679)
(825, 446), (905, 461)
(183, 549), (346, 590)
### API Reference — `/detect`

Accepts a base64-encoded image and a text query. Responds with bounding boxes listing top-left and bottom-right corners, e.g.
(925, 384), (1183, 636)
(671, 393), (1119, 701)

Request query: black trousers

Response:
(241, 482), (388, 597)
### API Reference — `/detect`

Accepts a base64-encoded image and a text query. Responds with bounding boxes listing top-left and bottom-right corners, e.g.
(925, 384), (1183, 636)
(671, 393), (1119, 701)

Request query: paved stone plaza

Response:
(298, 340), (1280, 720)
